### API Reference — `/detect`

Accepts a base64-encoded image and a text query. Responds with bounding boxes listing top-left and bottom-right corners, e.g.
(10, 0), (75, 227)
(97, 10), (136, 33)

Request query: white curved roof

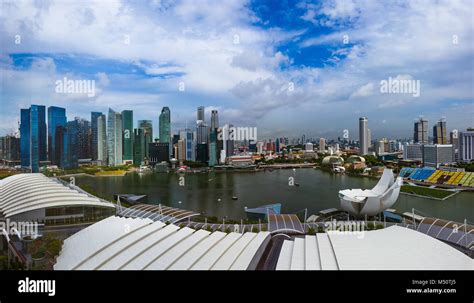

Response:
(0, 173), (115, 218)
(54, 216), (271, 270)
(276, 226), (473, 270)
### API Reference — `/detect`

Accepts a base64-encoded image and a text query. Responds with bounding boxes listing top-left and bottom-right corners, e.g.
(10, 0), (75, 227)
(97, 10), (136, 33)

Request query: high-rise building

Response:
(133, 128), (146, 166)
(121, 110), (133, 163)
(138, 120), (153, 159)
(197, 122), (209, 144)
(359, 117), (368, 155)
(226, 124), (234, 157)
(91, 112), (102, 161)
(149, 142), (170, 165)
(319, 138), (326, 152)
(433, 119), (447, 144)
(68, 117), (91, 160)
(180, 129), (195, 161)
(211, 110), (219, 130)
(20, 109), (31, 168)
(423, 144), (454, 168)
(159, 107), (171, 144)
(20, 105), (46, 172)
(97, 114), (107, 165)
(59, 122), (79, 169)
(414, 118), (428, 144)
(177, 139), (186, 164)
(107, 108), (123, 166)
(459, 131), (474, 162)
(450, 130), (459, 161)
(48, 106), (67, 165)
(403, 143), (423, 161)
(0, 135), (20, 162)
(197, 106), (205, 123)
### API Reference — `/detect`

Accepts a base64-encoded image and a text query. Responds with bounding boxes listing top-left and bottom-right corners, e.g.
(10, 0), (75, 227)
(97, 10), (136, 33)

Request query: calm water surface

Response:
(75, 169), (473, 222)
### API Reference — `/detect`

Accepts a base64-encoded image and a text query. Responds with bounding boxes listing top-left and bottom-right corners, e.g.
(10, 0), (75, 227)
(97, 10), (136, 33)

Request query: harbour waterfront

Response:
(74, 169), (473, 222)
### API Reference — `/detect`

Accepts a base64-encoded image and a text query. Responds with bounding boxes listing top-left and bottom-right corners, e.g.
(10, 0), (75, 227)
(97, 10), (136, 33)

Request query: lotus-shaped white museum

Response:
(339, 168), (403, 216)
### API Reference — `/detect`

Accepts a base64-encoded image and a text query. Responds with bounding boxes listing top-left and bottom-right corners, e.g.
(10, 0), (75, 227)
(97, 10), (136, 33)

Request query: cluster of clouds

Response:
(0, 0), (472, 139)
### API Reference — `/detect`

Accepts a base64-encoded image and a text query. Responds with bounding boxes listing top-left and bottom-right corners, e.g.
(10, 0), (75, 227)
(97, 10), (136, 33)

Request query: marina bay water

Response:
(74, 169), (473, 222)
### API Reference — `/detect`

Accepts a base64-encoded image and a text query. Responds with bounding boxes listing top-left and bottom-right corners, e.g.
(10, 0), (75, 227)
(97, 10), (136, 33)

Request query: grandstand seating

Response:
(399, 167), (474, 187)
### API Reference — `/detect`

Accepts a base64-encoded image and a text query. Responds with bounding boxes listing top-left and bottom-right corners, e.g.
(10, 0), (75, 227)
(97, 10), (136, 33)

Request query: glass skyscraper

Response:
(121, 110), (133, 163)
(91, 112), (102, 161)
(20, 105), (46, 172)
(97, 114), (107, 165)
(48, 106), (67, 165)
(159, 107), (171, 144)
(107, 108), (123, 166)
(138, 120), (153, 159)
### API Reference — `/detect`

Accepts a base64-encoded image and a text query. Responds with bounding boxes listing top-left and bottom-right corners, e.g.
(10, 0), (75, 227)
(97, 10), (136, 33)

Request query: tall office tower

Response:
(121, 110), (133, 163)
(58, 122), (79, 169)
(159, 107), (171, 158)
(197, 106), (205, 123)
(97, 114), (107, 165)
(367, 129), (372, 149)
(177, 139), (186, 164)
(414, 118), (428, 143)
(20, 105), (46, 172)
(319, 138), (326, 152)
(107, 108), (123, 166)
(209, 131), (217, 167)
(275, 138), (280, 153)
(48, 106), (67, 165)
(20, 109), (30, 168)
(450, 130), (459, 161)
(133, 128), (145, 166)
(359, 117), (368, 155)
(179, 129), (195, 161)
(138, 120), (153, 159)
(196, 122), (209, 144)
(433, 118), (447, 144)
(91, 112), (102, 161)
(226, 124), (234, 157)
(459, 131), (474, 162)
(68, 117), (91, 159)
(159, 107), (171, 143)
(211, 110), (219, 130)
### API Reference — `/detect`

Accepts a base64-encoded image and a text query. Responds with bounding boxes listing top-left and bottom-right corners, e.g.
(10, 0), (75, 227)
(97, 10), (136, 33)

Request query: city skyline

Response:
(1, 0), (473, 139)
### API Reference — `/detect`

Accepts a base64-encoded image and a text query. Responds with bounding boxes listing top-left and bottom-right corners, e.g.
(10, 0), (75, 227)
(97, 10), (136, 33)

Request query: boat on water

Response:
(232, 196), (238, 200)
(244, 203), (281, 220)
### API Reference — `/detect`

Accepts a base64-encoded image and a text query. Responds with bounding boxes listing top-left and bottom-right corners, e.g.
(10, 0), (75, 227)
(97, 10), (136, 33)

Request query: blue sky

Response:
(0, 0), (473, 140)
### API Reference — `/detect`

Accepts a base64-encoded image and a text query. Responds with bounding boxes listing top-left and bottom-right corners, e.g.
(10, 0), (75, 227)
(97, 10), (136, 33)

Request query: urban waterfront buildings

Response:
(459, 130), (474, 162)
(159, 107), (171, 158)
(122, 110), (134, 164)
(433, 118), (447, 144)
(90, 112), (102, 161)
(422, 144), (454, 168)
(20, 105), (47, 172)
(107, 108), (123, 166)
(97, 114), (107, 165)
(138, 120), (153, 159)
(414, 117), (429, 144)
(47, 106), (67, 165)
(359, 117), (369, 155)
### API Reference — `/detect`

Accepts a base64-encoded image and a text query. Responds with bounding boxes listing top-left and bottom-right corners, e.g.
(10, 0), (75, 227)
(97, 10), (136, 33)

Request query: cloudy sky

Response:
(0, 0), (473, 140)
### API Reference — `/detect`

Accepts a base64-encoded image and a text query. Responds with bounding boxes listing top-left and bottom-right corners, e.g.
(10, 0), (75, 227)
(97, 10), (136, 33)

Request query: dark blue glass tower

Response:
(91, 112), (102, 161)
(20, 105), (46, 172)
(48, 106), (66, 165)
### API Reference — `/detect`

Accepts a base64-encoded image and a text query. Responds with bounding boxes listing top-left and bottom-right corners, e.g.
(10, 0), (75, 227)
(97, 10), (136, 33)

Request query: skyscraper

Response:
(122, 110), (133, 163)
(20, 109), (30, 168)
(414, 118), (428, 144)
(180, 129), (195, 161)
(197, 106), (205, 123)
(159, 107), (171, 159)
(20, 105), (46, 172)
(48, 106), (67, 165)
(107, 108), (123, 166)
(319, 138), (326, 152)
(433, 118), (447, 144)
(159, 107), (171, 143)
(359, 117), (368, 155)
(211, 110), (219, 130)
(133, 128), (145, 166)
(138, 120), (153, 159)
(91, 112), (102, 161)
(68, 117), (91, 159)
(97, 114), (107, 165)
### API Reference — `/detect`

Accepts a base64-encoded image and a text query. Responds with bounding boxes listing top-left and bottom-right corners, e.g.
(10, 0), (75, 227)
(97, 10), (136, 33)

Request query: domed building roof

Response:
(347, 155), (366, 163)
(321, 156), (344, 165)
